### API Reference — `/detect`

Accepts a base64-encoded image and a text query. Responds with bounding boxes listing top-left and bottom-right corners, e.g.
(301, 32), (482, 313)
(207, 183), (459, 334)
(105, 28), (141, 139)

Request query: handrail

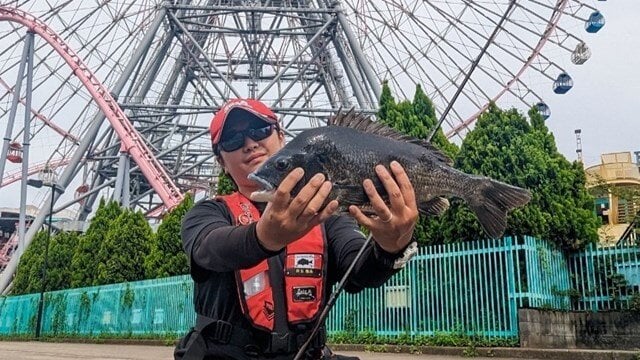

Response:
(617, 210), (640, 247)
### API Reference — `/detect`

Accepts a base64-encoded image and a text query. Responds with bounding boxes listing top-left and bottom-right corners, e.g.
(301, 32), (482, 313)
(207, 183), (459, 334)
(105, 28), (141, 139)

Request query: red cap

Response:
(210, 98), (278, 145)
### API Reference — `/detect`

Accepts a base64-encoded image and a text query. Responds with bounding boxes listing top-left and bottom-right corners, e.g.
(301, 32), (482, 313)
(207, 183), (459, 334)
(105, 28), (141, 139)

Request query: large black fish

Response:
(248, 111), (531, 238)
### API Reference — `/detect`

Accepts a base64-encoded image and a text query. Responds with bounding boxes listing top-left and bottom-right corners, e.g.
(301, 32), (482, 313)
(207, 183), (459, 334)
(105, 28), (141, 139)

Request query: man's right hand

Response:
(255, 168), (338, 251)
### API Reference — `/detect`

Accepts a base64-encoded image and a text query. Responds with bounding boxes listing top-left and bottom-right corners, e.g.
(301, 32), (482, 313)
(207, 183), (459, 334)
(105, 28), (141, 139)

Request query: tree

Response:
(70, 199), (123, 288)
(95, 209), (152, 285)
(45, 231), (79, 291)
(216, 171), (237, 196)
(377, 83), (459, 245)
(145, 194), (194, 279)
(10, 230), (48, 295)
(432, 104), (599, 251)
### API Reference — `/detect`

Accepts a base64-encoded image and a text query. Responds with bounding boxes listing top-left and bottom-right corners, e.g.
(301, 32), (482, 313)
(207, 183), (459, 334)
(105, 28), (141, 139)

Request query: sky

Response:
(543, 0), (640, 167)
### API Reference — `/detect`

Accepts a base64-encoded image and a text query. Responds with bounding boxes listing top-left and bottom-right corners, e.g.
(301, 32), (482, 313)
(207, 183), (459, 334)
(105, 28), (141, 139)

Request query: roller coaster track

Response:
(0, 6), (183, 209)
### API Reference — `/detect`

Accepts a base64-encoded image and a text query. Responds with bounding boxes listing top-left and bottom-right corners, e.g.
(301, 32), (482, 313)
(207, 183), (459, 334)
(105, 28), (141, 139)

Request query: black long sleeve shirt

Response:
(181, 198), (402, 327)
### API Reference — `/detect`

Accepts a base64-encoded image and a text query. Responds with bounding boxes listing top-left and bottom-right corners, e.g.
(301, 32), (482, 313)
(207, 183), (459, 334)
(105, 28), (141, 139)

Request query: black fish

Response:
(248, 111), (531, 238)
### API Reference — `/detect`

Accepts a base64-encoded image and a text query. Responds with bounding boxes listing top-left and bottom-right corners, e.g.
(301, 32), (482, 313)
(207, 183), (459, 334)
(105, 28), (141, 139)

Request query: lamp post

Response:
(27, 175), (62, 339)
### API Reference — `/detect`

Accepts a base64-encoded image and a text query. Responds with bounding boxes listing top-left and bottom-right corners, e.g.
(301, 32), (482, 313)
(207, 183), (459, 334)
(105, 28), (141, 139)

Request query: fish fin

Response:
(333, 183), (368, 206)
(418, 197), (450, 216)
(329, 109), (453, 166)
(467, 178), (532, 239)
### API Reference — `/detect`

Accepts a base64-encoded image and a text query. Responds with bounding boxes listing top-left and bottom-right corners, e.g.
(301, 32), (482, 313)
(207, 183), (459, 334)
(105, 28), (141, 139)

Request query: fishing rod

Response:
(427, 0), (517, 142)
(294, 232), (373, 360)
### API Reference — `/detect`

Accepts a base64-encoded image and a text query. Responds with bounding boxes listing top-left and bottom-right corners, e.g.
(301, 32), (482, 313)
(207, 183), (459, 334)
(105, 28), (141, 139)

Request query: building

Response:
(585, 151), (640, 244)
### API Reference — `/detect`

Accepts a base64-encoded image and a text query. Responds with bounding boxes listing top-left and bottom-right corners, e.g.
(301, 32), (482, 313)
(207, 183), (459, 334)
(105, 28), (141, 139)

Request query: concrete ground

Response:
(0, 341), (528, 360)
(0, 341), (638, 360)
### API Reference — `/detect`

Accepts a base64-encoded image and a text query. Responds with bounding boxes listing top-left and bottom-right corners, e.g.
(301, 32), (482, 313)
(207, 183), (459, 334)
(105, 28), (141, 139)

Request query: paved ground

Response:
(0, 341), (531, 360)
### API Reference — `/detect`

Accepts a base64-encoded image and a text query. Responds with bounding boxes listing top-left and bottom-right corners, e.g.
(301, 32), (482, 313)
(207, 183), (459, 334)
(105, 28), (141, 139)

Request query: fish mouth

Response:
(248, 173), (276, 202)
(248, 173), (275, 191)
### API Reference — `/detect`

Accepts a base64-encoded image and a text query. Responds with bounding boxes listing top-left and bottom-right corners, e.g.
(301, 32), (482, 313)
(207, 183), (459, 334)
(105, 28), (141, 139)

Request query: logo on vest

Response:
(294, 254), (315, 268)
(262, 300), (275, 320)
(238, 202), (255, 225)
(292, 286), (316, 302)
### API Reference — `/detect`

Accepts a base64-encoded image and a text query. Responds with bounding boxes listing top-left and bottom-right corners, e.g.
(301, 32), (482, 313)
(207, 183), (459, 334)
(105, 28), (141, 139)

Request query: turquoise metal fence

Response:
(514, 236), (572, 310)
(568, 242), (640, 311)
(0, 276), (194, 337)
(0, 293), (39, 335)
(1, 237), (638, 339)
(326, 236), (573, 339)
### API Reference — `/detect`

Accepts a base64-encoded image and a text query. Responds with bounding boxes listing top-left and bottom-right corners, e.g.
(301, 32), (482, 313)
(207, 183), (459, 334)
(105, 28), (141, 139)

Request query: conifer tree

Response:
(437, 104), (598, 250)
(95, 209), (152, 285)
(45, 231), (79, 291)
(10, 230), (48, 295)
(70, 199), (123, 288)
(145, 194), (194, 278)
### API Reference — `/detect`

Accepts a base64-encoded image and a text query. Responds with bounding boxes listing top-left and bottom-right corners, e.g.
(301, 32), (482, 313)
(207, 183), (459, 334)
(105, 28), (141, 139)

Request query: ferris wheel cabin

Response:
(6, 142), (23, 163)
(585, 11), (605, 33)
(535, 102), (551, 120)
(571, 42), (591, 65)
(553, 73), (574, 94)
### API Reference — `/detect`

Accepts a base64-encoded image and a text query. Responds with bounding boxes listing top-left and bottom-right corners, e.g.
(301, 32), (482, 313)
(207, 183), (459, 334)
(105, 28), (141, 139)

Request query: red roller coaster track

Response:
(0, 6), (184, 209)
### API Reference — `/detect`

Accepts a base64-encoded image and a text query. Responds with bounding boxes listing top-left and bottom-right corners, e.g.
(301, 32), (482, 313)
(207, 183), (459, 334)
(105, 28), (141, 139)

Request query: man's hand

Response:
(348, 161), (419, 254)
(256, 168), (339, 251)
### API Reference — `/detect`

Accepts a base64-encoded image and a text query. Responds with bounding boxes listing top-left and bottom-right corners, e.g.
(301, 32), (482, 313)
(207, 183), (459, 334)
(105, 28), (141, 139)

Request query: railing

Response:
(1, 237), (638, 339)
(327, 236), (572, 339)
(569, 242), (640, 311)
(617, 211), (640, 247)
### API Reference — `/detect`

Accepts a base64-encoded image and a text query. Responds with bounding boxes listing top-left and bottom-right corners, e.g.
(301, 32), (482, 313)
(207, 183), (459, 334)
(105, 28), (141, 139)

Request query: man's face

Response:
(218, 115), (284, 192)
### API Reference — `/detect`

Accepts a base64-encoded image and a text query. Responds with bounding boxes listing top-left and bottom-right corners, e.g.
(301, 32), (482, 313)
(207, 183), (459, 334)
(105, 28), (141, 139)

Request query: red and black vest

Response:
(218, 192), (327, 332)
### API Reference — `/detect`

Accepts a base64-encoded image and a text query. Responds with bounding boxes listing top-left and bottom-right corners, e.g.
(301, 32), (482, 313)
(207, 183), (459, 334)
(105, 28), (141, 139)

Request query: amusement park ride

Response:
(0, 0), (607, 292)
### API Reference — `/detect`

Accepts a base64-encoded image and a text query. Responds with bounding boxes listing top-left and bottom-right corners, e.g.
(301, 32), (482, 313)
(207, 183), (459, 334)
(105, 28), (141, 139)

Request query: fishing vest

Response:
(218, 192), (327, 332)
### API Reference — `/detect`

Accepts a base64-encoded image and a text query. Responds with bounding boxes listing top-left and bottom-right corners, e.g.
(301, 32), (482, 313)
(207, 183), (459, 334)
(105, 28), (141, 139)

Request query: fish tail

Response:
(467, 178), (531, 239)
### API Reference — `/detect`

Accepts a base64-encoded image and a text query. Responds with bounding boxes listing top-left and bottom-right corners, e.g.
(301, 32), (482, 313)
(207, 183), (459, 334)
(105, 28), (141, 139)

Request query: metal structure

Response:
(0, 0), (603, 290)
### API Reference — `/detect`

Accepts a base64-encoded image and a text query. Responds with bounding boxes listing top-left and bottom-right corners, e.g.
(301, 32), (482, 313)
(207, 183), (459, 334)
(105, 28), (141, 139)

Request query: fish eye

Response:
(274, 157), (291, 171)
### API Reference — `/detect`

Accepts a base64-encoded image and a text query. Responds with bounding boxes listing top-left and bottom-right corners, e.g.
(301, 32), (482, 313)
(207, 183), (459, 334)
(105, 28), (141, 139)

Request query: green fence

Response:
(326, 236), (574, 338)
(0, 276), (194, 337)
(1, 237), (638, 339)
(569, 243), (640, 311)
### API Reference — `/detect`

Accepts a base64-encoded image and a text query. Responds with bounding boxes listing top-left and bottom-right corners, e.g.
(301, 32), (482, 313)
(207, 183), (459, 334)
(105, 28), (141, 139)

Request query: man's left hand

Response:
(348, 161), (419, 254)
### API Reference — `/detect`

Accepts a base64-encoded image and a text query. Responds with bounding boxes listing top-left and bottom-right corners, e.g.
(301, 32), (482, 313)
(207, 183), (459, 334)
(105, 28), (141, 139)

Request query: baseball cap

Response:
(210, 98), (279, 145)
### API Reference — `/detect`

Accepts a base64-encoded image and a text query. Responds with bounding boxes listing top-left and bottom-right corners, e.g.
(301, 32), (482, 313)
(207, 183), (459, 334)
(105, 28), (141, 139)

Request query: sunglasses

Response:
(218, 125), (276, 152)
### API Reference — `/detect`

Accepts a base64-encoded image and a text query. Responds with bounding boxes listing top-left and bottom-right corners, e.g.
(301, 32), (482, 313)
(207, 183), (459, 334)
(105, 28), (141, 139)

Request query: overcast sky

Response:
(544, 0), (639, 167)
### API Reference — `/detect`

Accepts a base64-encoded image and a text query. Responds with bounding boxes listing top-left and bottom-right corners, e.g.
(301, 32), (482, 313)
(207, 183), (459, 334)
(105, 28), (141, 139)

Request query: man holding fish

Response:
(174, 98), (422, 360)
(175, 98), (530, 359)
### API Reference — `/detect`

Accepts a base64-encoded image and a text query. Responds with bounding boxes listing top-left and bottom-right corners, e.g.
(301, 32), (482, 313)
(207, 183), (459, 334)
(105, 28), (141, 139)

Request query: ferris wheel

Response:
(0, 0), (604, 284)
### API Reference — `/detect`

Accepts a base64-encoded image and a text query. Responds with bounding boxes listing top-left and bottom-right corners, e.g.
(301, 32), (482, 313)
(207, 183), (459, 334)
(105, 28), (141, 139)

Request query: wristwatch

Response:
(393, 241), (418, 269)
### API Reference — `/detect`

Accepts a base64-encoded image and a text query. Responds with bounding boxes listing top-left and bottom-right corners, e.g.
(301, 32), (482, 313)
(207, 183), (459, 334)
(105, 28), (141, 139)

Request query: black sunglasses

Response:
(218, 125), (276, 152)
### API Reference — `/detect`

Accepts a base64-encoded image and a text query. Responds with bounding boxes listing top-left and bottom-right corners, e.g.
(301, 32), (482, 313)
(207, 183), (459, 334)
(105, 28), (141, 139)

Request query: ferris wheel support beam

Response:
(256, 16), (336, 100)
(331, 1), (380, 102)
(79, 27), (179, 221)
(297, 9), (353, 108)
(55, 127), (213, 217)
(0, 6), (176, 293)
(168, 10), (240, 101)
(0, 31), (31, 186)
(17, 30), (34, 263)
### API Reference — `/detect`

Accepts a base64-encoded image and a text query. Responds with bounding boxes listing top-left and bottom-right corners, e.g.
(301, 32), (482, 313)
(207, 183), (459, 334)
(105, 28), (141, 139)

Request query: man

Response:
(175, 98), (419, 360)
